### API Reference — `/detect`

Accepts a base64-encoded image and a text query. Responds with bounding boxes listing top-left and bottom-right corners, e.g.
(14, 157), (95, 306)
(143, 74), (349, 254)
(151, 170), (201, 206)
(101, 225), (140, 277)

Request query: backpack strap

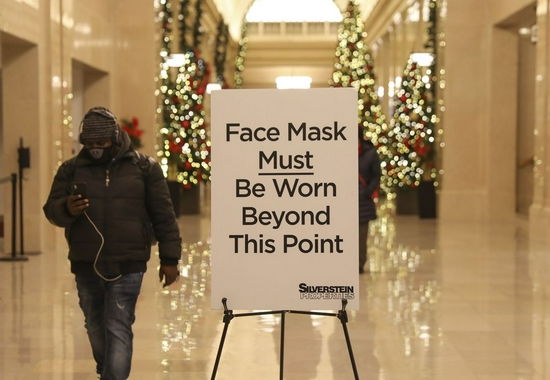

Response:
(133, 151), (154, 180)
(134, 151), (159, 244)
(62, 156), (78, 182)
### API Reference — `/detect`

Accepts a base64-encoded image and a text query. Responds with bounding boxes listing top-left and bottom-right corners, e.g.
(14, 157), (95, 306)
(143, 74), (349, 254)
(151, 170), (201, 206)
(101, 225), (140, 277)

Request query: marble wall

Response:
(364, 0), (550, 244)
(0, 0), (225, 253)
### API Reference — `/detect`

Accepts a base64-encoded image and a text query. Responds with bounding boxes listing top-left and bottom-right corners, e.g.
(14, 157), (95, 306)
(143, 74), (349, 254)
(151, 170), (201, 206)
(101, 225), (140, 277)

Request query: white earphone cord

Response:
(84, 211), (121, 281)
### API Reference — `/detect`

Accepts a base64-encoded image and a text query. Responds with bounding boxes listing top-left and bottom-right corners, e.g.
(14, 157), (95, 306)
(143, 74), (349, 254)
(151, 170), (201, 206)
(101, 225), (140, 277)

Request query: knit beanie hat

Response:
(79, 107), (118, 143)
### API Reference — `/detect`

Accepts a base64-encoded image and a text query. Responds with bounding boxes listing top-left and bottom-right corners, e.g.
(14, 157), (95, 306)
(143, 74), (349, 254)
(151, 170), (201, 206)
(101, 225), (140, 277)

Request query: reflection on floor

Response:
(1, 199), (549, 379)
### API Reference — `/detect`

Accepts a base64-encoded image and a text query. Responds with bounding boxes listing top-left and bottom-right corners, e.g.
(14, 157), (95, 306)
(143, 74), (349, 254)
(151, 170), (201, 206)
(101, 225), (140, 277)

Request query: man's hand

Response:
(159, 265), (180, 288)
(67, 194), (89, 216)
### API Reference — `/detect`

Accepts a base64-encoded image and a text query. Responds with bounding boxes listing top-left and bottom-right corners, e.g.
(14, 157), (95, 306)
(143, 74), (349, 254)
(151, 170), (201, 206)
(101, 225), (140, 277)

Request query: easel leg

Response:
(210, 300), (359, 379)
(211, 298), (234, 380)
(338, 300), (360, 380)
(279, 311), (286, 380)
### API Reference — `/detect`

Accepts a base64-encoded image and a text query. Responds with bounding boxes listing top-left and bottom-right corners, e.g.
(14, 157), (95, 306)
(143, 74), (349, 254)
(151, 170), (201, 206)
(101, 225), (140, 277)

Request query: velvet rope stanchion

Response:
(0, 173), (28, 262)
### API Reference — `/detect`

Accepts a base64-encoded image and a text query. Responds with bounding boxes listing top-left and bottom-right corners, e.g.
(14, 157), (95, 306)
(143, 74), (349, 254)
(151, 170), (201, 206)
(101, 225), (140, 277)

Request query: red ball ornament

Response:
(417, 146), (426, 157)
(169, 141), (181, 154)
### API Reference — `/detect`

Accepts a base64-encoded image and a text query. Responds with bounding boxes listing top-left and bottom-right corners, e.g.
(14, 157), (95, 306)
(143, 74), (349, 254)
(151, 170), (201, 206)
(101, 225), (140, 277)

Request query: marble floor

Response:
(1, 198), (549, 380)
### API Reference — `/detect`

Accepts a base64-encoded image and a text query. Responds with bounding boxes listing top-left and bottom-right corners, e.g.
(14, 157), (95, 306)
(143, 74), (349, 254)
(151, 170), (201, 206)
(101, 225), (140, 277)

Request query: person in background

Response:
(358, 127), (381, 274)
(43, 106), (182, 380)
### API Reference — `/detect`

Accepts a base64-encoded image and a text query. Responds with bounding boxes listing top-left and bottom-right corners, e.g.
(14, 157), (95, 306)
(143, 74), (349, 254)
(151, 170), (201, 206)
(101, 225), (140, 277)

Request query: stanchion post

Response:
(11, 173), (16, 258)
(0, 173), (27, 262)
(18, 137), (31, 256)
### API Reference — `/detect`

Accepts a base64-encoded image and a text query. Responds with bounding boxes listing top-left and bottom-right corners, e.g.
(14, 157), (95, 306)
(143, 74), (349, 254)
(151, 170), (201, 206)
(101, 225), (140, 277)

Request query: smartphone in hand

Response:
(70, 182), (88, 199)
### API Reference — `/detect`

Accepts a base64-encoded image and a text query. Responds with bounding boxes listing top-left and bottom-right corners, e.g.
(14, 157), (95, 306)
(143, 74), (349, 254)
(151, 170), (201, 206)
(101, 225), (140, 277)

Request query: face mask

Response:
(86, 145), (116, 164)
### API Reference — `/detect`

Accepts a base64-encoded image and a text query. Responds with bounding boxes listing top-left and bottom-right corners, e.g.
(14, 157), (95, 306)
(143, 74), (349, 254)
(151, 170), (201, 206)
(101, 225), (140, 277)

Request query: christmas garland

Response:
(179, 0), (191, 51)
(215, 18), (230, 86)
(193, 0), (204, 48)
(234, 18), (248, 89)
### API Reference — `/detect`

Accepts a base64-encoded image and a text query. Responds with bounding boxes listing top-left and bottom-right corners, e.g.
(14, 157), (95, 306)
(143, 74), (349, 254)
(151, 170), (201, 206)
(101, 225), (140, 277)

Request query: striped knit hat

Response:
(79, 107), (118, 143)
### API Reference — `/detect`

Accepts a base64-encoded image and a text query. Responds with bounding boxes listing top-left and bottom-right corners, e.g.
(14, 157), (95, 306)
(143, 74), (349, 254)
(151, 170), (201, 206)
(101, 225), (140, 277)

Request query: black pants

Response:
(359, 222), (370, 272)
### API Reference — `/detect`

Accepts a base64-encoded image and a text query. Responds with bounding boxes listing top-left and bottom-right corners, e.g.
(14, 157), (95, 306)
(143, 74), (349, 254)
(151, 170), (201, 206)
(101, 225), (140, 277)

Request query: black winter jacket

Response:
(358, 139), (381, 224)
(43, 132), (182, 276)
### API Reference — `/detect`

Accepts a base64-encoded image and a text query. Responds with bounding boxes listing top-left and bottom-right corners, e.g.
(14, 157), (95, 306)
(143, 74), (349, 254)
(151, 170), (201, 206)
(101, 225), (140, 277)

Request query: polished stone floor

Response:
(1, 198), (549, 380)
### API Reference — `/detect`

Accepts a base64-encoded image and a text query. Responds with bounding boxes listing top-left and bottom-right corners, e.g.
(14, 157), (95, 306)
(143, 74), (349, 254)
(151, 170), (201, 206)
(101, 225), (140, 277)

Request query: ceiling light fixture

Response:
(275, 76), (312, 89)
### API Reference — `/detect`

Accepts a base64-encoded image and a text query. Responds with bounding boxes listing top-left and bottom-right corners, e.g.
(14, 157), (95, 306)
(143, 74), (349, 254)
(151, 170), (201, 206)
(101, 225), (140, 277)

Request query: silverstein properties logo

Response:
(298, 283), (355, 300)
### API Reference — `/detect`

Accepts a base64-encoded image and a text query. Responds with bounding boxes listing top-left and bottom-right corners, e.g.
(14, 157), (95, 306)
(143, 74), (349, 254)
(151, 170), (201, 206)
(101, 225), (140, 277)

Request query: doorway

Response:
(71, 59), (109, 154)
(500, 4), (536, 215)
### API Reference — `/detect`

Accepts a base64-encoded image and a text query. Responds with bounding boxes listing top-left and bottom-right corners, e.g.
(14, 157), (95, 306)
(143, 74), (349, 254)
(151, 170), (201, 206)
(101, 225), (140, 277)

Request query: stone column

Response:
(530, 0), (550, 243)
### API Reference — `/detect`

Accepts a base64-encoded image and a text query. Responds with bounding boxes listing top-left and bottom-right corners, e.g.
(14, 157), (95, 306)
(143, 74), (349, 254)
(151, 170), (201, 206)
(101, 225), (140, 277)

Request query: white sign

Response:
(211, 88), (359, 310)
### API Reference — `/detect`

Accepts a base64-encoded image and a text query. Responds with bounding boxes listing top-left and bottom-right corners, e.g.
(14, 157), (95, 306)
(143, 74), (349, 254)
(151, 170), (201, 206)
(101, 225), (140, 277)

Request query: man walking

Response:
(43, 106), (182, 379)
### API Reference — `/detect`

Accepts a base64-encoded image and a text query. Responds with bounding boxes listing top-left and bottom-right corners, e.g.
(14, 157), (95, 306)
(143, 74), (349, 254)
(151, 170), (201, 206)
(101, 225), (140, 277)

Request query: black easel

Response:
(0, 173), (28, 262)
(210, 298), (360, 380)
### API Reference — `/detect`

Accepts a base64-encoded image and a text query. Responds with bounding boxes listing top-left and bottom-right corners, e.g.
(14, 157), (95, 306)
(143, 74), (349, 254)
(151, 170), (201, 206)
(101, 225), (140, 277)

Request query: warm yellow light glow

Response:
(167, 54), (186, 67)
(206, 83), (222, 94)
(410, 53), (434, 67)
(275, 76), (312, 89)
(246, 0), (342, 22)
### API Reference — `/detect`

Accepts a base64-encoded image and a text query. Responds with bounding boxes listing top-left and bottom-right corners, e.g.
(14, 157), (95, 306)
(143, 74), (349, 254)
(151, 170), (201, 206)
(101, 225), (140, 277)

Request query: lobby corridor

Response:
(0, 199), (548, 380)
